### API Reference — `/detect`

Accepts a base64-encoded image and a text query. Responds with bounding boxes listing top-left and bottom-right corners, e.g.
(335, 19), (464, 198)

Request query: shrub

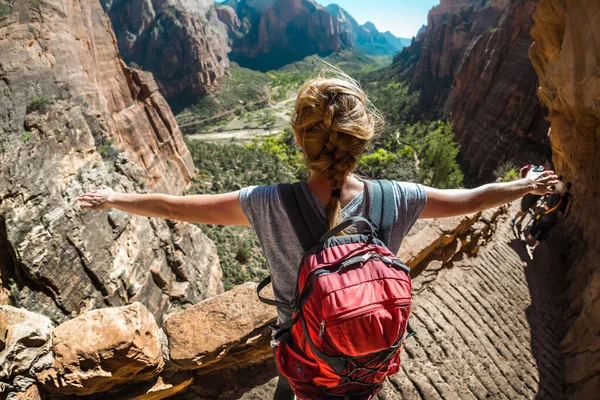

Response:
(7, 278), (19, 306)
(493, 161), (519, 182)
(235, 247), (252, 264)
(97, 137), (115, 159)
(0, 2), (12, 16)
(21, 131), (31, 143)
(27, 97), (54, 113)
(358, 148), (418, 182)
(418, 122), (464, 189)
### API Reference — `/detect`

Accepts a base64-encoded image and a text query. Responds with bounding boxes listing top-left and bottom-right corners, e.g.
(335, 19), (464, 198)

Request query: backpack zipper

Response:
(319, 320), (326, 340)
(319, 300), (410, 342)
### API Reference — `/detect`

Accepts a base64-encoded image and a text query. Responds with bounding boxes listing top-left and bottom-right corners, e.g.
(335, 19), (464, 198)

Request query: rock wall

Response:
(101, 0), (233, 111)
(0, 0), (194, 193)
(0, 1), (223, 324)
(0, 208), (505, 399)
(228, 0), (351, 71)
(529, 0), (600, 398)
(394, 0), (551, 180)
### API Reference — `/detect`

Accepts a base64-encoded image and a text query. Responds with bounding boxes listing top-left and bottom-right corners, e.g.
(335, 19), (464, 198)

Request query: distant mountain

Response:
(225, 0), (351, 71)
(325, 4), (411, 56)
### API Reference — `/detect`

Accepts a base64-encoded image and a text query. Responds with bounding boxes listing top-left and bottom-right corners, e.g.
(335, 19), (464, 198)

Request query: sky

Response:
(319, 0), (440, 38)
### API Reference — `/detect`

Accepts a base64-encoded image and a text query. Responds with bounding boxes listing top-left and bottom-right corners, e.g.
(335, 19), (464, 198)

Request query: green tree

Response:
(418, 122), (464, 189)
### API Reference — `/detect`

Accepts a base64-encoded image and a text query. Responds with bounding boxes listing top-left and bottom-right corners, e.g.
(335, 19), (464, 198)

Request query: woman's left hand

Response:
(527, 171), (560, 195)
(77, 186), (114, 210)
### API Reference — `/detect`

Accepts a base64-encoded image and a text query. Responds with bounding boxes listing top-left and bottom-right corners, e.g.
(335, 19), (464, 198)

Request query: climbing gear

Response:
(534, 197), (563, 222)
(257, 180), (414, 399)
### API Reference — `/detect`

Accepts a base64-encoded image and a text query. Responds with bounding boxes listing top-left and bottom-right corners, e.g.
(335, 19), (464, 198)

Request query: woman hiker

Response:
(78, 72), (559, 399)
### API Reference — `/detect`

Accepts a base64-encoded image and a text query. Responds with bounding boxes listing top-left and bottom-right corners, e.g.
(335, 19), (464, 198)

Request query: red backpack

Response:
(257, 180), (415, 399)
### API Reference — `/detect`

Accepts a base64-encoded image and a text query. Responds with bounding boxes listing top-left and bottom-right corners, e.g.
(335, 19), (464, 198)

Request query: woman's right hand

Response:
(77, 186), (114, 210)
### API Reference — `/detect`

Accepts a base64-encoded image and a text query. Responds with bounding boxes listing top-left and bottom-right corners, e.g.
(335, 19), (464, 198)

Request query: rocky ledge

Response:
(0, 207), (505, 399)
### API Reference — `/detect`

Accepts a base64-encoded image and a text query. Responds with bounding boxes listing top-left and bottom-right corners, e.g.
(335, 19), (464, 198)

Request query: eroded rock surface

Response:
(393, 0), (550, 179)
(0, 205), (563, 399)
(227, 0), (351, 71)
(0, 0), (222, 325)
(0, 101), (222, 324)
(0, 0), (194, 193)
(529, 0), (600, 397)
(101, 0), (232, 109)
(243, 204), (567, 399)
(0, 306), (52, 397)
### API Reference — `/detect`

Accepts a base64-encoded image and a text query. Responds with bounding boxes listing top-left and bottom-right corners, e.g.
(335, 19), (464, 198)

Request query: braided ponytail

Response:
(292, 70), (384, 230)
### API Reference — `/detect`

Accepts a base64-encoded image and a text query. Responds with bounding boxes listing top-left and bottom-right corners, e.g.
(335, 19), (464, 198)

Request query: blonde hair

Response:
(292, 70), (384, 230)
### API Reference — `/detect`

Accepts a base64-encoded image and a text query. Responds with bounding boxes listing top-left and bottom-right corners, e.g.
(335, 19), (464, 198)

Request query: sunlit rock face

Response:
(226, 0), (351, 71)
(530, 1), (600, 398)
(0, 1), (222, 325)
(393, 0), (551, 180)
(101, 0), (233, 111)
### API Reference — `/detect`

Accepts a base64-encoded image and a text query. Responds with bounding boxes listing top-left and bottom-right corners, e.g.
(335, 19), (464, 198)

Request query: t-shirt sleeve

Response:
(239, 185), (278, 228)
(392, 181), (428, 238)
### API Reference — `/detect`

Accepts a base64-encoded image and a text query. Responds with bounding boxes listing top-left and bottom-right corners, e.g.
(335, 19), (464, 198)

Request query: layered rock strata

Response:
(0, 1), (222, 324)
(529, 0), (600, 398)
(394, 0), (550, 180)
(0, 209), (506, 399)
(101, 0), (233, 110)
(0, 0), (194, 193)
(227, 0), (351, 71)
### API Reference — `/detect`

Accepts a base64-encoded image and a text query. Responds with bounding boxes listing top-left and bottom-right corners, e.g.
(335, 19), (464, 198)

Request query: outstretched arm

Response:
(77, 187), (250, 226)
(419, 171), (559, 219)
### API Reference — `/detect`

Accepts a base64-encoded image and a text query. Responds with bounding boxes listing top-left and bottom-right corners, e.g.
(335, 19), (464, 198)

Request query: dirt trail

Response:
(242, 205), (566, 399)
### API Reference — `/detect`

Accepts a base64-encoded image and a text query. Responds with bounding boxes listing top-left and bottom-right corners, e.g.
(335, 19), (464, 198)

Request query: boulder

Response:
(399, 213), (481, 268)
(163, 282), (277, 371)
(14, 385), (43, 400)
(36, 302), (163, 396)
(0, 306), (52, 381)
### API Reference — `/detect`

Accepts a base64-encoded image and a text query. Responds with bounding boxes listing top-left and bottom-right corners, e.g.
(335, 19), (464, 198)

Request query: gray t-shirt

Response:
(239, 179), (427, 326)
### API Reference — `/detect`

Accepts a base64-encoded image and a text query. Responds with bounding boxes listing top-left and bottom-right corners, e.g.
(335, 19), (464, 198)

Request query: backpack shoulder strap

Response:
(367, 179), (395, 246)
(278, 182), (328, 252)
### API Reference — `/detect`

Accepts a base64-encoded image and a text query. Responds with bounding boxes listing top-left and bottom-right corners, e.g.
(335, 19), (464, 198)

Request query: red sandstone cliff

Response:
(394, 0), (550, 180)
(530, 1), (600, 397)
(227, 0), (351, 71)
(101, 0), (233, 111)
(0, 0), (222, 323)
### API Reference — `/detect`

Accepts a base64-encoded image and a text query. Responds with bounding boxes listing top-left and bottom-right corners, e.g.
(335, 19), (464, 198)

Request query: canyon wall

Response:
(0, 0), (222, 324)
(227, 0), (351, 71)
(394, 0), (550, 180)
(529, 0), (600, 397)
(101, 0), (233, 111)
